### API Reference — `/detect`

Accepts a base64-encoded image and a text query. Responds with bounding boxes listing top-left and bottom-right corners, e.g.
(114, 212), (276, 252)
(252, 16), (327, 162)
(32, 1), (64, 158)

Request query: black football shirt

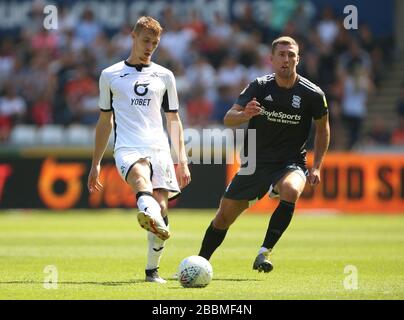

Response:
(235, 73), (328, 165)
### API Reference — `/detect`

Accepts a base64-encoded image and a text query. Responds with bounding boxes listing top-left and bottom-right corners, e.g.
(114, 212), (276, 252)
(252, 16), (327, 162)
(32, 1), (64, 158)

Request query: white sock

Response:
(146, 230), (167, 270)
(137, 194), (161, 218)
(258, 247), (271, 255)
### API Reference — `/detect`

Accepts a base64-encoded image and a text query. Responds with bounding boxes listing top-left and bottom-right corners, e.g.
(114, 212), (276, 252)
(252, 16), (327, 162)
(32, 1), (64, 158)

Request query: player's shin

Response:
(198, 221), (228, 260)
(136, 191), (161, 217)
(146, 231), (166, 270)
(146, 215), (168, 270)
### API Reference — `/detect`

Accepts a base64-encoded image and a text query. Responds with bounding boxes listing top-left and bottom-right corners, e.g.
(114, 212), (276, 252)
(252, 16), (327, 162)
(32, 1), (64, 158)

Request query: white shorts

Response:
(114, 147), (180, 200)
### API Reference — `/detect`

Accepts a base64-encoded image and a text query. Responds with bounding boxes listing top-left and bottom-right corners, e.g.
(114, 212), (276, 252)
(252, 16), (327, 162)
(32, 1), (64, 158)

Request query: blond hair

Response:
(133, 16), (163, 36)
(271, 36), (299, 54)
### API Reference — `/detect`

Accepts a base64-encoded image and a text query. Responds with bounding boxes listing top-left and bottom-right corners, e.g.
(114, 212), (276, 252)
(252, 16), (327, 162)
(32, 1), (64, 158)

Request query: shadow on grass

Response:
(168, 278), (262, 289)
(210, 278), (262, 282)
(0, 279), (145, 286)
(0, 277), (261, 287)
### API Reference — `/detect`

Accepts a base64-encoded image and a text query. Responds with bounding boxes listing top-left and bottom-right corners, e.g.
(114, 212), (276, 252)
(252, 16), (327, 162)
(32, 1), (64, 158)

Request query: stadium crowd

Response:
(0, 1), (402, 149)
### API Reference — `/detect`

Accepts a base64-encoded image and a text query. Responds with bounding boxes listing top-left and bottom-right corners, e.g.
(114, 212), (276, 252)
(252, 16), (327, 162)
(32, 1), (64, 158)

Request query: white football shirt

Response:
(98, 60), (179, 151)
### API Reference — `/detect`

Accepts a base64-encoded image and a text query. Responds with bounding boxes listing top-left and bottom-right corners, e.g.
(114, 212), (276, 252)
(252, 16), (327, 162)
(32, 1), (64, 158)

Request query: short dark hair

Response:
(271, 36), (299, 54)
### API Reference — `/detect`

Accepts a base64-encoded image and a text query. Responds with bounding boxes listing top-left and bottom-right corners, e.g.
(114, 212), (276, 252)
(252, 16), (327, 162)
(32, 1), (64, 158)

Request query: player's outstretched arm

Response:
(165, 112), (191, 189)
(309, 114), (330, 186)
(88, 111), (113, 193)
(223, 98), (262, 127)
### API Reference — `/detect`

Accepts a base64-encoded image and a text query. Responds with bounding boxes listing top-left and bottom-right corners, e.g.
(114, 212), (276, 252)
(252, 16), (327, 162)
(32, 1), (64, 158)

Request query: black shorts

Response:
(224, 162), (308, 202)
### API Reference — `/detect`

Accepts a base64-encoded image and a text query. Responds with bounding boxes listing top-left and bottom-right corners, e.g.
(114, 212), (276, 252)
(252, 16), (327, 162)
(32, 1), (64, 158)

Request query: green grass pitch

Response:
(0, 209), (403, 300)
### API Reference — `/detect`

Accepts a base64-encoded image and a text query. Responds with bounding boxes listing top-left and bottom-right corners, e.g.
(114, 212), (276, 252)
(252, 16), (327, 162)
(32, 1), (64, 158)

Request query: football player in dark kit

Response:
(198, 36), (330, 273)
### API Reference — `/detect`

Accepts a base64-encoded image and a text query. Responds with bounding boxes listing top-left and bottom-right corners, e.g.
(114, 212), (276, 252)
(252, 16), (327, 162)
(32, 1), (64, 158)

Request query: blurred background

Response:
(0, 0), (403, 212)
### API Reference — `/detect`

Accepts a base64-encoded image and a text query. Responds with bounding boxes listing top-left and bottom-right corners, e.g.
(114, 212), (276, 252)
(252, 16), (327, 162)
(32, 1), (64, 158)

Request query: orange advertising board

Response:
(226, 153), (404, 213)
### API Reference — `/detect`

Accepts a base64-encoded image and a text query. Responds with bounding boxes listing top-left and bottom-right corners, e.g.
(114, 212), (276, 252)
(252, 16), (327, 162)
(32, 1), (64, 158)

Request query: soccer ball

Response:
(178, 255), (213, 288)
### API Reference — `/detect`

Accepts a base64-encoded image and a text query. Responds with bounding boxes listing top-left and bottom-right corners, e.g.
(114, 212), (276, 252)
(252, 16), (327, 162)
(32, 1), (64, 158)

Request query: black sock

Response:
(163, 215), (168, 226)
(145, 267), (158, 274)
(198, 221), (228, 260)
(262, 200), (295, 250)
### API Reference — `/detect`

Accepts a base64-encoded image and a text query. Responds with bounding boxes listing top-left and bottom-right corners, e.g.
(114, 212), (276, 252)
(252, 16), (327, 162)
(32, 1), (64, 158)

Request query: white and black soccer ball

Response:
(178, 255), (213, 288)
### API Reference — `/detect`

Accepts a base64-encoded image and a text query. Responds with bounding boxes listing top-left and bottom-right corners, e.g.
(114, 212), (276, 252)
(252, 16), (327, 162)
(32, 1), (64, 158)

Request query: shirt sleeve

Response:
(310, 90), (329, 120)
(162, 71), (179, 113)
(235, 79), (260, 108)
(98, 71), (112, 111)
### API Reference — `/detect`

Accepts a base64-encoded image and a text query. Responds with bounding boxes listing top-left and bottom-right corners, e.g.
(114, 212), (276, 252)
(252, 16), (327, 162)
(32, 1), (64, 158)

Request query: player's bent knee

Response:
(281, 185), (301, 202)
(134, 176), (149, 188)
(212, 214), (231, 230)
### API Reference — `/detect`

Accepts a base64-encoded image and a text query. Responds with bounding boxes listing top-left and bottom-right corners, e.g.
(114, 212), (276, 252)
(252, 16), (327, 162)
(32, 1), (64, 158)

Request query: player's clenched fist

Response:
(243, 97), (262, 119)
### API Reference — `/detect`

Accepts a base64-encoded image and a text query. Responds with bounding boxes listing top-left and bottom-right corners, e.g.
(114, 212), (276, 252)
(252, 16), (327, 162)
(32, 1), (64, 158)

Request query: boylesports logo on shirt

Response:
(260, 108), (301, 124)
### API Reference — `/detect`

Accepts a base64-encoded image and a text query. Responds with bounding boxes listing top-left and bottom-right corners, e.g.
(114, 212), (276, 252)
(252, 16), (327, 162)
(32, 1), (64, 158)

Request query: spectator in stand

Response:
(235, 2), (266, 37)
(58, 29), (84, 54)
(64, 64), (97, 124)
(31, 29), (58, 57)
(391, 118), (404, 145)
(340, 64), (374, 149)
(75, 9), (102, 47)
(57, 5), (77, 33)
(186, 87), (213, 128)
(209, 13), (233, 43)
(365, 119), (392, 146)
(185, 55), (217, 101)
(216, 55), (247, 91)
(30, 95), (53, 126)
(0, 83), (27, 141)
(339, 39), (372, 71)
(246, 52), (273, 82)
(396, 82), (404, 119)
(159, 20), (196, 63)
(299, 51), (321, 85)
(19, 52), (56, 107)
(184, 10), (206, 36)
(317, 6), (339, 46)
(327, 100), (344, 150)
(51, 52), (77, 125)
(111, 24), (133, 58)
(212, 85), (234, 125)
(0, 38), (16, 88)
(333, 26), (351, 56)
(270, 0), (299, 34)
(24, 0), (46, 37)
(293, 2), (315, 38)
(77, 84), (99, 125)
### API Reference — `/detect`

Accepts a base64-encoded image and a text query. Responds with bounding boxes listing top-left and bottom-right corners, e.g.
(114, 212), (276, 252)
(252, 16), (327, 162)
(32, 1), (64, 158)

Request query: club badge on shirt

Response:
(292, 95), (301, 108)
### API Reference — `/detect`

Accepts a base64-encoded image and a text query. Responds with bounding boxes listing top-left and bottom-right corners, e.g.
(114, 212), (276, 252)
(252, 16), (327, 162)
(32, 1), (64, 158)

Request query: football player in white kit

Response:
(87, 16), (191, 283)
